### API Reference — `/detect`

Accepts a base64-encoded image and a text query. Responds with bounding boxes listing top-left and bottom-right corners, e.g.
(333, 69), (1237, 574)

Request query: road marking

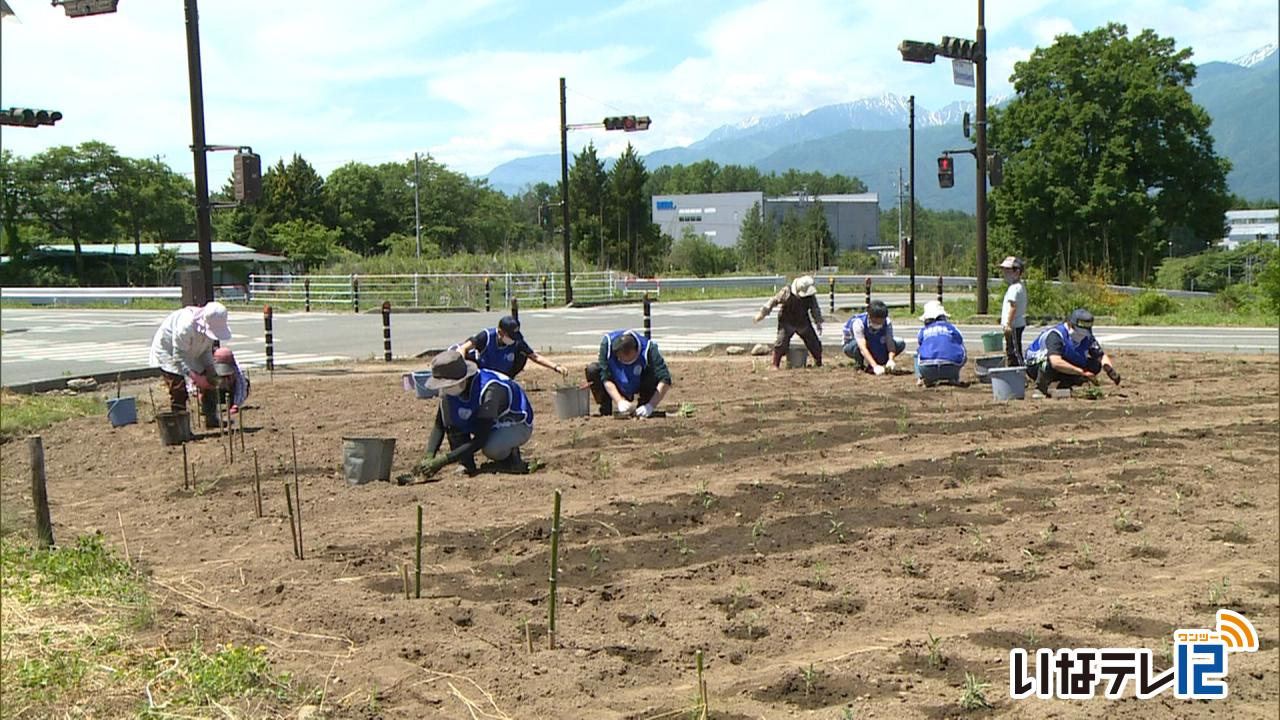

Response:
(0, 337), (348, 368)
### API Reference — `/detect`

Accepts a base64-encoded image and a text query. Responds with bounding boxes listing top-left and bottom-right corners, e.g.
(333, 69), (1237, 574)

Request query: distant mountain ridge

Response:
(483, 46), (1279, 209)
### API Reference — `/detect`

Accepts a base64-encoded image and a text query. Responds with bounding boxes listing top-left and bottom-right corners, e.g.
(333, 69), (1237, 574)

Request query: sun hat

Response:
(998, 256), (1024, 270)
(200, 301), (232, 341)
(498, 315), (523, 342)
(1068, 308), (1094, 342)
(920, 300), (947, 322)
(425, 349), (478, 390)
(791, 275), (817, 298)
(212, 347), (237, 376)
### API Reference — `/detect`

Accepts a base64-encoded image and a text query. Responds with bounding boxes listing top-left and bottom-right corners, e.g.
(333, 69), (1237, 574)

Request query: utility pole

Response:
(559, 77), (574, 305)
(414, 152), (422, 259)
(909, 95), (917, 314)
(183, 0), (214, 304)
(975, 0), (989, 314)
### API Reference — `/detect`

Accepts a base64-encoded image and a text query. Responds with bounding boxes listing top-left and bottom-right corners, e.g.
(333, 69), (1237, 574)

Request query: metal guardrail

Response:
(1, 286), (183, 302)
(619, 274), (1214, 299)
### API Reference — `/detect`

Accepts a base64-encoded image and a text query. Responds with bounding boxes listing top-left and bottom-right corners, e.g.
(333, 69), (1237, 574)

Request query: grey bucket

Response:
(412, 371), (439, 399)
(786, 346), (809, 369)
(989, 366), (1027, 401)
(342, 437), (396, 484)
(155, 411), (190, 446)
(553, 386), (590, 419)
(106, 397), (137, 427)
(974, 355), (1005, 384)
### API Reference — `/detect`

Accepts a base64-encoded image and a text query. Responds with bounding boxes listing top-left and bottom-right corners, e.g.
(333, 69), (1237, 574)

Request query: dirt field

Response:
(2, 350), (1277, 719)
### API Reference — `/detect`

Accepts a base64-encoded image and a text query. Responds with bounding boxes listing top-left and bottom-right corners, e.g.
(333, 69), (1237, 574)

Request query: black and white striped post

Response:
(263, 305), (275, 376)
(643, 292), (652, 339)
(937, 275), (944, 304)
(541, 275), (549, 309)
(829, 276), (836, 313)
(381, 301), (393, 362)
(511, 296), (519, 322)
(864, 276), (872, 310)
(352, 275), (360, 314)
(304, 278), (311, 313)
(484, 276), (491, 312)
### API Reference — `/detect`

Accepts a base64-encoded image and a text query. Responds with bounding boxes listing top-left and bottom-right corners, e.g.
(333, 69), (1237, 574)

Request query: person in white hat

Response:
(998, 256), (1028, 366)
(914, 300), (967, 387)
(754, 275), (824, 369)
(148, 301), (233, 414)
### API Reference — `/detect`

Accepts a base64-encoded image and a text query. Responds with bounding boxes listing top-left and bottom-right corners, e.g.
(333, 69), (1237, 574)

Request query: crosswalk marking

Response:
(0, 337), (345, 368)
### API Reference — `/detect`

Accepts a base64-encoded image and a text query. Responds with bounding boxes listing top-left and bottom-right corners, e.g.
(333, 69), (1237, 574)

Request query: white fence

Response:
(1, 286), (182, 304)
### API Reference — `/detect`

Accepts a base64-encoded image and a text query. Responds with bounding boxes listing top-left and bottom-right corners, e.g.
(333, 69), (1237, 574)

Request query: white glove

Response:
(873, 365), (886, 376)
(635, 403), (654, 419)
(753, 311), (765, 324)
(616, 399), (634, 415)
(885, 359), (897, 372)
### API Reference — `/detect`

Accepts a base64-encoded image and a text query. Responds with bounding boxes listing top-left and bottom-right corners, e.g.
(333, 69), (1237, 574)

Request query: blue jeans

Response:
(843, 338), (906, 370)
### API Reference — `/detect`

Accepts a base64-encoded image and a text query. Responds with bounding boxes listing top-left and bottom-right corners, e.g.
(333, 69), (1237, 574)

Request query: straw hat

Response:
(920, 300), (947, 322)
(791, 275), (817, 298)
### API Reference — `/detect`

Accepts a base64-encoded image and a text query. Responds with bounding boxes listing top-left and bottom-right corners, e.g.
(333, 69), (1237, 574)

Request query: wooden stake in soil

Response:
(117, 511), (131, 565)
(238, 407), (246, 452)
(696, 649), (709, 719)
(224, 397), (234, 464)
(27, 436), (54, 549)
(291, 430), (303, 560)
(547, 489), (562, 650)
(401, 563), (411, 600)
(284, 482), (300, 559)
(182, 444), (190, 490)
(414, 504), (423, 599)
(253, 450), (263, 518)
(525, 620), (533, 654)
(148, 386), (158, 418)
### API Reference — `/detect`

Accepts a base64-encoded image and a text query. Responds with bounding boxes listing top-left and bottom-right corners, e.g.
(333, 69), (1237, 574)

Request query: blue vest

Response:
(443, 369), (533, 434)
(605, 329), (649, 398)
(917, 321), (967, 365)
(472, 327), (520, 376)
(845, 313), (891, 364)
(1027, 323), (1090, 367)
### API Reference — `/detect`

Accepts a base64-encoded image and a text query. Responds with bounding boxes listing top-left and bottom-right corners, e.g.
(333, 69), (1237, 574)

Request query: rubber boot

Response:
(771, 348), (784, 369)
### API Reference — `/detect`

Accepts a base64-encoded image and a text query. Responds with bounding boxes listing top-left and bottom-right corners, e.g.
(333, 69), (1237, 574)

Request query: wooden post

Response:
(304, 278), (311, 312)
(541, 276), (548, 309)
(352, 275), (360, 314)
(182, 443), (190, 490)
(937, 275), (944, 304)
(548, 489), (562, 650)
(291, 430), (303, 560)
(284, 483), (300, 559)
(253, 450), (263, 518)
(511, 296), (519, 322)
(28, 436), (54, 549)
(415, 504), (423, 599)
(484, 276), (491, 312)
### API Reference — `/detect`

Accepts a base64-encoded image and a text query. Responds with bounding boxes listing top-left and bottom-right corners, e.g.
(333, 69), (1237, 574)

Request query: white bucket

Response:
(989, 366), (1027, 401)
(553, 386), (589, 419)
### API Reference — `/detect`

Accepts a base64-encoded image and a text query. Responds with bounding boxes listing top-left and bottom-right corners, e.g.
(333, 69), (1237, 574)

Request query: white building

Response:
(1221, 209), (1279, 250)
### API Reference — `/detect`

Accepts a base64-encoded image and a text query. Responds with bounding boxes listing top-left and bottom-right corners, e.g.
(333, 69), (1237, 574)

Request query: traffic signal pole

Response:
(975, 0), (989, 314)
(559, 77), (574, 306)
(909, 95), (917, 314)
(183, 0), (215, 305)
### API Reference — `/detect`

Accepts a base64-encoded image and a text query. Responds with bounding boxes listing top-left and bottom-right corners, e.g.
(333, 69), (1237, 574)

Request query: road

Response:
(2, 298), (1276, 387)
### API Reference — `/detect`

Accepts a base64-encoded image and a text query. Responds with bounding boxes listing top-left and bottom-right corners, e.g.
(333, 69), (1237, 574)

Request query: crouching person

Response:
(1025, 308), (1121, 396)
(211, 347), (251, 414)
(585, 330), (672, 418)
(915, 300), (966, 387)
(843, 300), (905, 375)
(415, 350), (534, 478)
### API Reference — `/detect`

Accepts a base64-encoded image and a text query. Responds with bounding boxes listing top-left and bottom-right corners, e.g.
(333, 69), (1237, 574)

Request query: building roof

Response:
(767, 193), (880, 204)
(34, 241), (261, 256)
(1225, 209), (1279, 221)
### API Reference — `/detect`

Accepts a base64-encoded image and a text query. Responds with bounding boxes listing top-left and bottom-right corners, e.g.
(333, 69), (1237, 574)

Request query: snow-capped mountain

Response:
(1232, 43), (1277, 68)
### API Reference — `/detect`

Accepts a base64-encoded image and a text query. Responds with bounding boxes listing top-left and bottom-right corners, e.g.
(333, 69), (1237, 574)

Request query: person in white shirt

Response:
(148, 302), (233, 413)
(999, 256), (1028, 366)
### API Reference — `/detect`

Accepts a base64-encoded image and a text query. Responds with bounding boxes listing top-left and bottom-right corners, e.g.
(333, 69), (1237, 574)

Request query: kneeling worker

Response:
(1025, 308), (1121, 396)
(586, 330), (672, 418)
(843, 300), (905, 375)
(915, 300), (966, 387)
(455, 315), (567, 379)
(416, 349), (534, 478)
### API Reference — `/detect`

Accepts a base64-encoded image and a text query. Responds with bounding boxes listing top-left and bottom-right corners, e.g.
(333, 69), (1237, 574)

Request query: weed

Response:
(771, 490), (786, 503)
(697, 480), (714, 509)
(872, 457), (888, 470)
(828, 519), (847, 543)
(842, 708), (857, 720)
(0, 391), (101, 440)
(1172, 490), (1185, 517)
(1075, 542), (1095, 569)
(1203, 463), (1216, 478)
(1113, 508), (1140, 533)
(959, 672), (993, 710)
(569, 429), (582, 448)
(800, 663), (821, 696)
(1021, 548), (1041, 579)
(716, 448), (725, 463)
(592, 453), (611, 481)
(677, 402), (696, 418)
(1039, 525), (1056, 544)
(895, 405), (909, 433)
(1157, 638), (1173, 666)
(1080, 384), (1105, 400)
(812, 562), (829, 587)
(916, 509), (929, 524)
(652, 450), (669, 468)
(1230, 493), (1255, 508)
(901, 555), (923, 577)
(588, 545), (607, 575)
(673, 533), (693, 557)
(926, 631), (945, 669)
(1024, 628), (1040, 648)
(1038, 497), (1058, 510)
(1208, 577), (1231, 605)
(751, 518), (768, 543)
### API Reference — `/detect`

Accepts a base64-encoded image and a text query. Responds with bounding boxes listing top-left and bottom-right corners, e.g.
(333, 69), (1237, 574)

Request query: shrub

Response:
(1129, 290), (1176, 316)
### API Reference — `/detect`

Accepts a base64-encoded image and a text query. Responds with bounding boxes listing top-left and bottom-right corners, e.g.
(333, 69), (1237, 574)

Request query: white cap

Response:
(920, 300), (947, 322)
(791, 275), (817, 298)
(200, 301), (232, 341)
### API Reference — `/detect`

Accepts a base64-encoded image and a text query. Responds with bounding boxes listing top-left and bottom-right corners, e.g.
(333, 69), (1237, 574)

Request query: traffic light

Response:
(987, 153), (1003, 187)
(939, 36), (980, 62)
(602, 115), (652, 132)
(898, 39), (939, 64)
(0, 107), (63, 127)
(538, 205), (550, 228)
(937, 156), (955, 189)
(233, 152), (262, 204)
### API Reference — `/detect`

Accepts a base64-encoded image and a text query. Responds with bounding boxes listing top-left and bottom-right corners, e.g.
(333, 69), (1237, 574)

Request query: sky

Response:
(1, 0), (1276, 183)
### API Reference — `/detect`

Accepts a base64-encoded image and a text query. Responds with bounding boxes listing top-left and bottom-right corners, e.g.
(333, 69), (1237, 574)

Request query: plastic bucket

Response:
(786, 346), (809, 369)
(918, 363), (961, 387)
(401, 373), (414, 391)
(106, 397), (137, 427)
(553, 386), (590, 419)
(989, 366), (1027, 401)
(973, 355), (1005, 383)
(155, 411), (190, 446)
(981, 331), (1004, 352)
(412, 371), (438, 399)
(342, 437), (396, 484)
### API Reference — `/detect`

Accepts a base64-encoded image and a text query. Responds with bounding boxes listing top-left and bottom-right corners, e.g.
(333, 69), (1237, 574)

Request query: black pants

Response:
(1005, 326), (1025, 367)
(773, 323), (823, 367)
(585, 362), (658, 414)
(1030, 357), (1102, 394)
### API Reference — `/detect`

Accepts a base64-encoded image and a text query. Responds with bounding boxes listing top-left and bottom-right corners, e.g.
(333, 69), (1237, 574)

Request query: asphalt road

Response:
(2, 297), (1276, 387)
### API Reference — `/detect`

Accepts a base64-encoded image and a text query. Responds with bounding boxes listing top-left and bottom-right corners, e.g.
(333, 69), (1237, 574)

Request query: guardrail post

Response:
(541, 275), (548, 309)
(382, 301), (392, 362)
(511, 296), (519, 322)
(864, 277), (872, 310)
(484, 277), (491, 311)
(247, 274), (255, 303)
(352, 275), (360, 314)
(413, 273), (420, 308)
(829, 276), (836, 313)
(263, 305), (275, 376)
(304, 278), (311, 312)
(643, 292), (652, 339)
(937, 275), (944, 304)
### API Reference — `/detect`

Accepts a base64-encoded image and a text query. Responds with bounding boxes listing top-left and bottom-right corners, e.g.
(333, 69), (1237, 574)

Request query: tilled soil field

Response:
(1, 351), (1277, 719)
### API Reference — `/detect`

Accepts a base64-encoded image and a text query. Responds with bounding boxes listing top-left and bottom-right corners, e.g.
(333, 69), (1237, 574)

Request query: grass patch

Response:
(1, 390), (103, 440)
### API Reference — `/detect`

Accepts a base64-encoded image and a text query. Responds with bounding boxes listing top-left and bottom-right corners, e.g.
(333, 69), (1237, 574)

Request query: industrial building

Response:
(652, 191), (880, 252)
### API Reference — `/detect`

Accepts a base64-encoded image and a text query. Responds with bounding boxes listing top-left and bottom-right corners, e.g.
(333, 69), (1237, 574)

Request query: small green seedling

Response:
(677, 402), (696, 418)
(926, 631), (944, 669)
(901, 555), (923, 577)
(800, 663), (821, 696)
(1208, 577), (1230, 605)
(960, 672), (992, 710)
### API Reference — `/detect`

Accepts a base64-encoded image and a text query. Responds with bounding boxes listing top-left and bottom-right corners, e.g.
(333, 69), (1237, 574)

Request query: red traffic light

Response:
(937, 156), (955, 189)
(603, 115), (652, 132)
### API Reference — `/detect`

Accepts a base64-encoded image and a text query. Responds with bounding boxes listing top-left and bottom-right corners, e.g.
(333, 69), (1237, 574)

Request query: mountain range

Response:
(483, 45), (1279, 211)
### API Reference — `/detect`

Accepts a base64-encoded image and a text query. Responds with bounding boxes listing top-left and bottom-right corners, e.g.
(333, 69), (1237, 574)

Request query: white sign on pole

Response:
(952, 59), (975, 87)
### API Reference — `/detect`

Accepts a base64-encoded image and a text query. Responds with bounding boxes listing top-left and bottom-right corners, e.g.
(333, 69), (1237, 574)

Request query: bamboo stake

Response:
(401, 563), (410, 600)
(548, 489), (562, 650)
(117, 511), (131, 566)
(697, 649), (708, 719)
(28, 436), (52, 549)
(238, 407), (246, 452)
(292, 430), (303, 560)
(414, 504), (423, 599)
(253, 450), (263, 518)
(525, 620), (533, 654)
(225, 397), (234, 464)
(182, 444), (190, 491)
(284, 483), (300, 559)
(148, 386), (158, 417)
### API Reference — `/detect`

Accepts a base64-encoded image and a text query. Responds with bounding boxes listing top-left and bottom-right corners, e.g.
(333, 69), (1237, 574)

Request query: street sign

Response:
(952, 59), (975, 87)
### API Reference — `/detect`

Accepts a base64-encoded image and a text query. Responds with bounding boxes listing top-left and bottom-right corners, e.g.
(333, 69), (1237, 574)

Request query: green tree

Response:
(259, 154), (326, 228)
(988, 23), (1232, 284)
(114, 156), (194, 280)
(736, 201), (775, 271)
(608, 144), (665, 274)
(268, 219), (339, 271)
(569, 143), (610, 267)
(22, 142), (123, 282)
(323, 161), (396, 255)
(668, 227), (736, 276)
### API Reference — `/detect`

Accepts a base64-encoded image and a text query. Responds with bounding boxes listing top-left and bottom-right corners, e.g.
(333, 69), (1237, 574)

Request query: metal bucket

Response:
(990, 366), (1027, 401)
(412, 371), (438, 399)
(981, 331), (1004, 353)
(973, 355), (1005, 384)
(553, 386), (589, 419)
(155, 411), (190, 446)
(342, 437), (396, 484)
(106, 397), (137, 427)
(786, 346), (809, 369)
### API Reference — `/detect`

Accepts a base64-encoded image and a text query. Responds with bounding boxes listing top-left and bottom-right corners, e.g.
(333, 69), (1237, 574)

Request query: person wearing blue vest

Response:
(1026, 308), (1122, 396)
(454, 316), (567, 379)
(915, 300), (967, 387)
(585, 330), (673, 418)
(415, 349), (535, 478)
(842, 300), (906, 375)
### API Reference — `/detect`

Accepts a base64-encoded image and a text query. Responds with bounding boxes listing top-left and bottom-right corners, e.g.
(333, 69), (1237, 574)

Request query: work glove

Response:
(615, 399), (634, 415)
(188, 371), (214, 391)
(873, 365), (886, 376)
(414, 454), (449, 478)
(753, 310), (766, 324)
(635, 403), (655, 419)
(1105, 365), (1121, 386)
(885, 359), (897, 372)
